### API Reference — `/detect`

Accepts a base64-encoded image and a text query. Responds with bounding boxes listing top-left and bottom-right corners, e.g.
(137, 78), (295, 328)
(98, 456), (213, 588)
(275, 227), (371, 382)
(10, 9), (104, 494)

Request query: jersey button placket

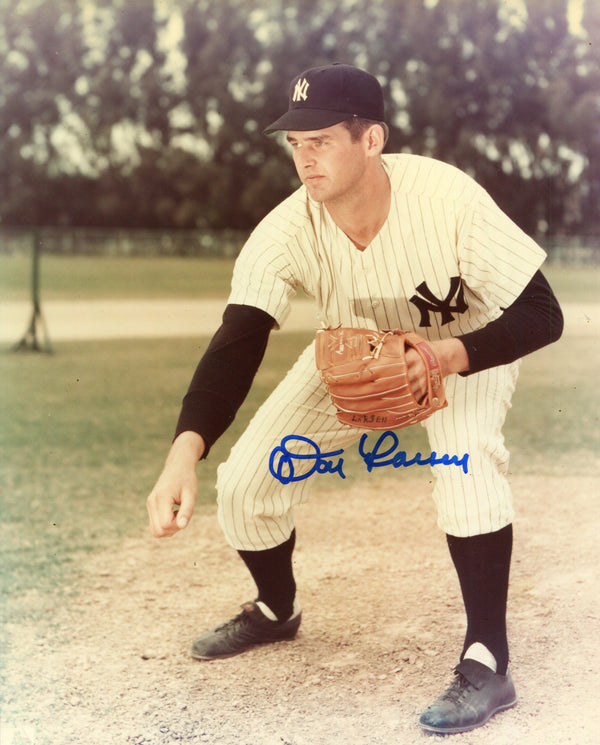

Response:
(358, 255), (380, 327)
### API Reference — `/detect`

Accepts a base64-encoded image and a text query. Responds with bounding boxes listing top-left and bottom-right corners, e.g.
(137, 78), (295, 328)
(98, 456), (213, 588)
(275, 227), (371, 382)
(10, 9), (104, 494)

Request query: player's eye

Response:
(287, 138), (327, 151)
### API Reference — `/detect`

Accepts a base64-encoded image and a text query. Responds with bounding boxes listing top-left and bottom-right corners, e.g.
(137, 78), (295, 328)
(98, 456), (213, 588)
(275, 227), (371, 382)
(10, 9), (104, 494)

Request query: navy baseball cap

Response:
(264, 63), (385, 134)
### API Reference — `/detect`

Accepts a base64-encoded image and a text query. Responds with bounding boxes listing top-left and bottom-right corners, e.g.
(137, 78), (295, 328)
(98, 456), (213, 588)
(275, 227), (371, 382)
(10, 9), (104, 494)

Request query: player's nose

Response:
(295, 148), (316, 169)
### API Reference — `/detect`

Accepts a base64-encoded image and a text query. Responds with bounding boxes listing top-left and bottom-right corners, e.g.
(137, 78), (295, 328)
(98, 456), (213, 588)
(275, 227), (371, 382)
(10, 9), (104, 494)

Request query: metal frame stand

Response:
(12, 231), (53, 354)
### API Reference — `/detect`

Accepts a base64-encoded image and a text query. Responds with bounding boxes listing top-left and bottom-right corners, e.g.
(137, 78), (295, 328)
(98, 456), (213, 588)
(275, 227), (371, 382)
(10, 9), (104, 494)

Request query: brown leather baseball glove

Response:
(315, 327), (447, 430)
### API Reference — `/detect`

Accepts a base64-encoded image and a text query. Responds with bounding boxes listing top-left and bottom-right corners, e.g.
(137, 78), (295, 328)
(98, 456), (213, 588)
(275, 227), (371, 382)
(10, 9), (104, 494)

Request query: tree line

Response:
(1, 0), (598, 237)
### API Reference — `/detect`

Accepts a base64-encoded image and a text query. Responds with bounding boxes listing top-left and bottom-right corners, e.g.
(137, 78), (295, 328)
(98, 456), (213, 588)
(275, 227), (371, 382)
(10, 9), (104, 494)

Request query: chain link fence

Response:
(1, 226), (599, 264)
(0, 226), (249, 258)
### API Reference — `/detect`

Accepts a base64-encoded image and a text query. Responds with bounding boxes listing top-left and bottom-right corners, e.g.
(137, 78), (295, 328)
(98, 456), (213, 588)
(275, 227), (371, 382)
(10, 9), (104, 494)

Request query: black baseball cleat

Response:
(418, 659), (517, 734)
(190, 601), (302, 660)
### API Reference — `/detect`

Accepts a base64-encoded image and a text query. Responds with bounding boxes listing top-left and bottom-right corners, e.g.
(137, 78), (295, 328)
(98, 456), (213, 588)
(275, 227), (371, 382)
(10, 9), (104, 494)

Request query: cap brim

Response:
(263, 108), (351, 135)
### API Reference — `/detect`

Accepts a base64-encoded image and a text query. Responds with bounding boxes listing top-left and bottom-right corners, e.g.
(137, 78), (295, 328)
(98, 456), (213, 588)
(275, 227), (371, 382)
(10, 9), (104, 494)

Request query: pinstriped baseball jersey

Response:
(216, 152), (547, 549)
(228, 154), (546, 337)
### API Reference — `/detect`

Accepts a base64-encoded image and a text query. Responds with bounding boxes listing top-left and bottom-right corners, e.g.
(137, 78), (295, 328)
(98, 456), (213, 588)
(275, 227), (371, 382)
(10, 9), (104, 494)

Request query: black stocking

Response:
(446, 524), (512, 675)
(238, 529), (297, 622)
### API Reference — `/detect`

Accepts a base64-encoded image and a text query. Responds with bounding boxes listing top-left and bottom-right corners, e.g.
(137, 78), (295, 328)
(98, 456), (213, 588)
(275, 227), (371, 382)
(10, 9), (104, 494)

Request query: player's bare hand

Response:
(406, 338), (470, 401)
(146, 432), (205, 538)
(405, 348), (427, 401)
(147, 468), (197, 537)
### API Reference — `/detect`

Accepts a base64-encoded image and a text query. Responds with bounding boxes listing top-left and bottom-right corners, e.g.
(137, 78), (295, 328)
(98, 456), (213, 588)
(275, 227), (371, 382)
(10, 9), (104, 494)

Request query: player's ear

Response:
(365, 124), (387, 156)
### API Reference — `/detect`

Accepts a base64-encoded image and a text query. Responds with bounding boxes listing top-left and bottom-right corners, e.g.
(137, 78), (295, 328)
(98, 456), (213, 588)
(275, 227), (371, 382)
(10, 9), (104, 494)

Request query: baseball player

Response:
(147, 63), (563, 734)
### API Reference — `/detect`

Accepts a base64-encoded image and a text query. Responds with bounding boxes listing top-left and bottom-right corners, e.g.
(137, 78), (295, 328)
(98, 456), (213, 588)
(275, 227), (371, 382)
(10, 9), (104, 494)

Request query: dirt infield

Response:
(2, 473), (599, 745)
(0, 299), (319, 343)
(1, 299), (599, 744)
(1, 298), (597, 342)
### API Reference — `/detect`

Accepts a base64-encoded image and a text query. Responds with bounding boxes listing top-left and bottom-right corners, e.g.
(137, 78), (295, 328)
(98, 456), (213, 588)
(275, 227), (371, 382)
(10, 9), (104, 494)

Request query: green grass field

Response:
(0, 254), (237, 301)
(1, 252), (599, 303)
(0, 256), (598, 621)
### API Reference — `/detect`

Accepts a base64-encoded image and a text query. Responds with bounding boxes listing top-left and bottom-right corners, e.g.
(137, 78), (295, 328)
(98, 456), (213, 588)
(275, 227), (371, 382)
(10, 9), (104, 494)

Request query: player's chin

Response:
(303, 177), (328, 198)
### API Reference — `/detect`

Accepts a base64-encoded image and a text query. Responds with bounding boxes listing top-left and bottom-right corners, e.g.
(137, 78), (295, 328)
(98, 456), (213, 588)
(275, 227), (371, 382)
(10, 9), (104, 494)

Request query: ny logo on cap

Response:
(292, 78), (309, 102)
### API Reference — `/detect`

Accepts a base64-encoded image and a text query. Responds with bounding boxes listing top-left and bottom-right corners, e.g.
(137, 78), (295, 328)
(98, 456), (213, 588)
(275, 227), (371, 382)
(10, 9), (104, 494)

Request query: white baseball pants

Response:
(216, 341), (519, 550)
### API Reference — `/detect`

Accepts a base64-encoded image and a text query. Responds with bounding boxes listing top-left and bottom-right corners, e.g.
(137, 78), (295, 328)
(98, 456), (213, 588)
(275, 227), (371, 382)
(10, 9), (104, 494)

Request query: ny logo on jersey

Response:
(410, 277), (468, 327)
(292, 78), (309, 102)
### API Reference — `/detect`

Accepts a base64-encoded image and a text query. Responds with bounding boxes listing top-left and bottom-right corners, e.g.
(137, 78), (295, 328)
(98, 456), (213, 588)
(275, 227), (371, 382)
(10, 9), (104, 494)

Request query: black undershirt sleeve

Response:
(174, 272), (563, 458)
(457, 270), (563, 376)
(174, 304), (275, 458)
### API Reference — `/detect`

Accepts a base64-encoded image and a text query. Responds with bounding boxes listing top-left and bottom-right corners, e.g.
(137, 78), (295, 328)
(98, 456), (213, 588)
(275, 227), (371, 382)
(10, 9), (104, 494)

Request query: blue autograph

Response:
(269, 431), (469, 485)
(358, 431), (469, 474)
(269, 434), (346, 484)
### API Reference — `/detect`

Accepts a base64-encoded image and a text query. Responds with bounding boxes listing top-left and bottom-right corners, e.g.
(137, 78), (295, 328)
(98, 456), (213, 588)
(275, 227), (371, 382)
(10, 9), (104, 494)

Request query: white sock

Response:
(256, 597), (301, 622)
(292, 596), (301, 617)
(464, 642), (497, 673)
(256, 601), (278, 620)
